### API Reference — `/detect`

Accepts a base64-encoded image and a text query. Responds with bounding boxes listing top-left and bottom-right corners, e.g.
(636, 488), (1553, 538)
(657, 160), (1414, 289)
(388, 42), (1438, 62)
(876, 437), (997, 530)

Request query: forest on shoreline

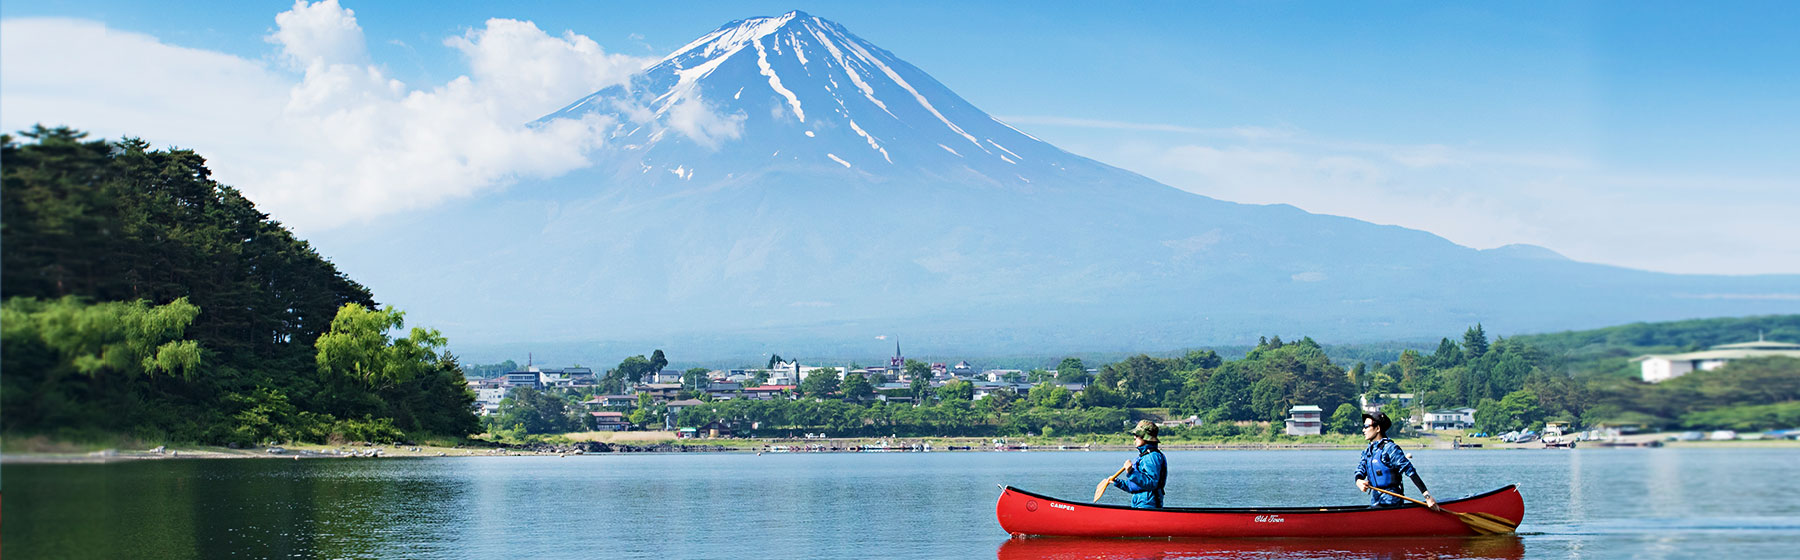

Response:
(2, 128), (474, 446)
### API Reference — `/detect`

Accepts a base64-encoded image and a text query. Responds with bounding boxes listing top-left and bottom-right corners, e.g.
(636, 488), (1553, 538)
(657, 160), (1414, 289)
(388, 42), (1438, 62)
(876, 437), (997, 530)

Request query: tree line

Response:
(488, 317), (1799, 439)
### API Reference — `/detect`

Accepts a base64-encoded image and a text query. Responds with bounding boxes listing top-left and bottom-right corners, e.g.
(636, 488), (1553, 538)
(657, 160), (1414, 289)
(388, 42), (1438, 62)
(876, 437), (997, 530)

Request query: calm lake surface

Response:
(5, 447), (1797, 559)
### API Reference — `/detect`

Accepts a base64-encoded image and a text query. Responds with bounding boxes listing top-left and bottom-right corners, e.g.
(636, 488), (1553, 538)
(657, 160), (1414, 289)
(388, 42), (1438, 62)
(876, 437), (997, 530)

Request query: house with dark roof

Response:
(633, 383), (682, 401)
(589, 411), (630, 431)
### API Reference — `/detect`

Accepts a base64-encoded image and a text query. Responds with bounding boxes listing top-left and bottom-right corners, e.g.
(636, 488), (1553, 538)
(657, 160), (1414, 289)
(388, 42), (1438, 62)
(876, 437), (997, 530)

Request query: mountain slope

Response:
(310, 12), (1800, 362)
(540, 11), (1093, 190)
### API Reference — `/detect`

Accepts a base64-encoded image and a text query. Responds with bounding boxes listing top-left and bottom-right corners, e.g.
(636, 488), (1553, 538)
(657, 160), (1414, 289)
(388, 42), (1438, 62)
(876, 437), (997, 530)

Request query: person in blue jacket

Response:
(1114, 420), (1167, 508)
(1354, 412), (1438, 509)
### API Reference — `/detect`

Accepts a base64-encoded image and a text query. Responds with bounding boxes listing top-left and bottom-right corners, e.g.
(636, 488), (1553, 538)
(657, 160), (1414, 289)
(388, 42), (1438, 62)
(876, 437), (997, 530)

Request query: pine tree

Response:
(1464, 324), (1490, 358)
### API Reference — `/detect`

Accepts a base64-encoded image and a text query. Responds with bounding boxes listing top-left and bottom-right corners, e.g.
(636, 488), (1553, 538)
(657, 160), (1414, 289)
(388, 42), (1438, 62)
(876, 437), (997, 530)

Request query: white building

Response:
(1285, 405), (1323, 436)
(475, 386), (507, 405)
(765, 370), (797, 386)
(1632, 339), (1800, 383)
(1424, 407), (1477, 431)
(982, 369), (1023, 382)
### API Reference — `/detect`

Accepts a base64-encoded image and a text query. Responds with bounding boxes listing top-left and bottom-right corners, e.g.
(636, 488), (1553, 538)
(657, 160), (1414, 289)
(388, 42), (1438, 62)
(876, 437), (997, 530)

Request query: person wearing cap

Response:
(1354, 411), (1437, 509)
(1113, 419), (1167, 508)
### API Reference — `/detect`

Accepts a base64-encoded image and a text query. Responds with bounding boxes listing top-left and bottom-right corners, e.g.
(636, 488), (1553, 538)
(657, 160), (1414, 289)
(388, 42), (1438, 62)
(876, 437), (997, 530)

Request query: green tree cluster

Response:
(486, 387), (578, 436)
(801, 367), (842, 397)
(1, 128), (475, 445)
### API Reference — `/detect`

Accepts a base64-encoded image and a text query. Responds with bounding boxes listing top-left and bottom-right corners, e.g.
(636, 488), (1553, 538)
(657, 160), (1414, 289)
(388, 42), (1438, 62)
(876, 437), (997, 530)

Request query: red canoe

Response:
(996, 534), (1525, 560)
(996, 485), (1524, 538)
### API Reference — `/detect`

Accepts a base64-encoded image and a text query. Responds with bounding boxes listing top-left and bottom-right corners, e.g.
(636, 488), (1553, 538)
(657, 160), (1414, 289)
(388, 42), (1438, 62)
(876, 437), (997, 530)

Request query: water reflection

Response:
(995, 535), (1526, 560)
(8, 449), (1797, 559)
(4, 459), (475, 559)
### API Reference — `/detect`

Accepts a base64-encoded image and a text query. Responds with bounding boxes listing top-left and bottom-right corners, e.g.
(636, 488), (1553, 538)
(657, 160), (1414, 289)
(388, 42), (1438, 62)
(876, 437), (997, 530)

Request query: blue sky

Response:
(4, 1), (1796, 274)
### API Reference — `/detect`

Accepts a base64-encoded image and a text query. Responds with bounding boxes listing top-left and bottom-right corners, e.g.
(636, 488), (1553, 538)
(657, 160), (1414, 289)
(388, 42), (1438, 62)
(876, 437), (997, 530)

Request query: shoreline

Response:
(6, 434), (1793, 464)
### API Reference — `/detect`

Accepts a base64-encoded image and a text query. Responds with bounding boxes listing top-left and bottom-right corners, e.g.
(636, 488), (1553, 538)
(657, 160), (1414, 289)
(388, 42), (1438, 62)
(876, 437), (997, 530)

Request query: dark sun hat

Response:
(1362, 412), (1392, 435)
(1128, 419), (1159, 443)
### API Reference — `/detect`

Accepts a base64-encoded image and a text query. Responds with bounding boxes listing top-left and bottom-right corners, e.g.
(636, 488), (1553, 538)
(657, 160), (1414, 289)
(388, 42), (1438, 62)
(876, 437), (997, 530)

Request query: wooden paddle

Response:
(1093, 464), (1131, 502)
(1368, 487), (1516, 535)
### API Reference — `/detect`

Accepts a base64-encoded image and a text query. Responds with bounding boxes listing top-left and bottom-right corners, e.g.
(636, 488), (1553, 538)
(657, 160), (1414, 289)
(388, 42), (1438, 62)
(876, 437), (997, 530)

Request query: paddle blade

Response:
(1094, 464), (1130, 503)
(1470, 512), (1520, 528)
(1454, 511), (1517, 535)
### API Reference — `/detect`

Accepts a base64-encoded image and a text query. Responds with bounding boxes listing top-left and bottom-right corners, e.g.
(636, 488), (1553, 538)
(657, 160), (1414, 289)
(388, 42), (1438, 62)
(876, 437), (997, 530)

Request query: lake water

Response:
(5, 447), (1797, 559)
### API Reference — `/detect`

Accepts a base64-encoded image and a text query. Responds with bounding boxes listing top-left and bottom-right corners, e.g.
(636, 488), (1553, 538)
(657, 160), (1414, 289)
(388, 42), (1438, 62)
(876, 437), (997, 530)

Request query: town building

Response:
(982, 369), (1023, 382)
(1285, 405), (1323, 436)
(743, 385), (796, 400)
(1424, 407), (1477, 431)
(1631, 338), (1800, 382)
(584, 395), (638, 410)
(633, 383), (682, 401)
(665, 399), (707, 415)
(589, 411), (630, 431)
(503, 368), (542, 389)
(699, 420), (735, 438)
(664, 399), (707, 429)
(704, 382), (744, 400)
(859, 366), (889, 380)
(474, 386), (507, 404)
(971, 381), (1030, 400)
(562, 367), (597, 387)
(889, 340), (905, 373)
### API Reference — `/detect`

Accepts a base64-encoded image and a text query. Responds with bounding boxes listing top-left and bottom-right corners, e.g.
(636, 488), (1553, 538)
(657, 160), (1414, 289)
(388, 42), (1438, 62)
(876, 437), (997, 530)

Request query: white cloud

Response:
(268, 0), (368, 68)
(3, 19), (287, 175)
(0, 2), (659, 233)
(665, 96), (746, 149)
(445, 18), (652, 123)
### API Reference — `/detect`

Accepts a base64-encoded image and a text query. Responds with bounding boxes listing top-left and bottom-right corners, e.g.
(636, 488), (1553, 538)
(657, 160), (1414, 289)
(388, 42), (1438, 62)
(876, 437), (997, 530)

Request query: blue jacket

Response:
(1356, 438), (1426, 506)
(1113, 443), (1166, 508)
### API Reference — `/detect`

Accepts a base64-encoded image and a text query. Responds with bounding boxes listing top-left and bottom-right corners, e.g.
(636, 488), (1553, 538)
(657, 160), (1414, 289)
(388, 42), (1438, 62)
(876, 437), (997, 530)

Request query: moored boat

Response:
(995, 485), (1523, 538)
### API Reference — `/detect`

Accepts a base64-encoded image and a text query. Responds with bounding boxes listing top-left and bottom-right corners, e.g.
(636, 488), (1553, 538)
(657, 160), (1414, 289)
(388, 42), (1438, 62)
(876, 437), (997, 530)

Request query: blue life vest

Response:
(1362, 439), (1399, 489)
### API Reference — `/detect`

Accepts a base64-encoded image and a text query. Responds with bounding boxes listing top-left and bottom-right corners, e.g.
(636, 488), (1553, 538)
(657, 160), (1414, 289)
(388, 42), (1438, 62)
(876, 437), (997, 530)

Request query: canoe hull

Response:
(996, 535), (1526, 560)
(995, 485), (1524, 538)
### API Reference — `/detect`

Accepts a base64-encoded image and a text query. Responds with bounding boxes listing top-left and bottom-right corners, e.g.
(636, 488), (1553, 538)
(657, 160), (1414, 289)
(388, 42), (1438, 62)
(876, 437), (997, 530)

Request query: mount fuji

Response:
(311, 12), (1799, 362)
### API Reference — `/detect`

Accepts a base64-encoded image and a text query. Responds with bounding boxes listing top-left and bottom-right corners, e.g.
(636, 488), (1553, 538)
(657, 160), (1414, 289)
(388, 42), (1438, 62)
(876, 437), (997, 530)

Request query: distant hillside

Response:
(1511, 315), (1800, 379)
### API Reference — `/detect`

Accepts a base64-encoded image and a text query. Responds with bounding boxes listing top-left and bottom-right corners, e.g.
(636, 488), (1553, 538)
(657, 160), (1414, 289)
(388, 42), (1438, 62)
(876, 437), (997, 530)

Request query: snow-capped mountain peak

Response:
(542, 11), (1081, 187)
